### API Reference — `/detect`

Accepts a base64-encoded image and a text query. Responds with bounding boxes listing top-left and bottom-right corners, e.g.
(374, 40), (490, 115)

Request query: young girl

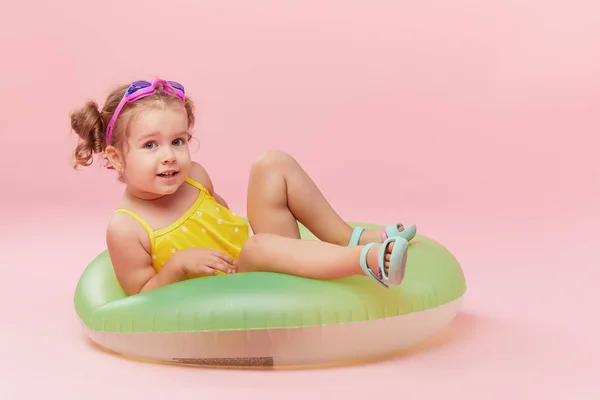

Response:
(70, 79), (417, 296)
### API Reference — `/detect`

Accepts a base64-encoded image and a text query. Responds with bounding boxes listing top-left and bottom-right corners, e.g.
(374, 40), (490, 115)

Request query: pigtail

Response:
(70, 101), (106, 169)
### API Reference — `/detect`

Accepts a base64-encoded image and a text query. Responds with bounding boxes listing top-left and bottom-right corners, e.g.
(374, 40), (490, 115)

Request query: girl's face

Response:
(111, 102), (192, 199)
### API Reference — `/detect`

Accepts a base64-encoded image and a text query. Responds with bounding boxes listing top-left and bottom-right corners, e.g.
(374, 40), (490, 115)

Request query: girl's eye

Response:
(173, 138), (185, 146)
(144, 142), (157, 149)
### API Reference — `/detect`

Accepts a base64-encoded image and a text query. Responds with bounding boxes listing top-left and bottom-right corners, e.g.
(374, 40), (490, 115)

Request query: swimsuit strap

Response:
(113, 178), (204, 247)
(185, 176), (207, 192)
(114, 208), (156, 248)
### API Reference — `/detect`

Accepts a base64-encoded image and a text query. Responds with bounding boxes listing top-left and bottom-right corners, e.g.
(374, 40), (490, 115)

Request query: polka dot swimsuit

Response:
(115, 177), (250, 279)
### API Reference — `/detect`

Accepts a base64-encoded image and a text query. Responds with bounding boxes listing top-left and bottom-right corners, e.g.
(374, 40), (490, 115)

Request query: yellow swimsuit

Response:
(115, 177), (250, 278)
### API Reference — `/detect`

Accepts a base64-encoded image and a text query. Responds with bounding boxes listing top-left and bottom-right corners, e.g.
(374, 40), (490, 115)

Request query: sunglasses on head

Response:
(105, 79), (186, 146)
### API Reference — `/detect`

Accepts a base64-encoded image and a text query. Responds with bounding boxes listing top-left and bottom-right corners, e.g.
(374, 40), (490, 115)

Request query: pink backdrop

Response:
(1, 1), (598, 398)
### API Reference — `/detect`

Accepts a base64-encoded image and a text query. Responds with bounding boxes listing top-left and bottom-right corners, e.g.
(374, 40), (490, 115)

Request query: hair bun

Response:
(70, 101), (105, 168)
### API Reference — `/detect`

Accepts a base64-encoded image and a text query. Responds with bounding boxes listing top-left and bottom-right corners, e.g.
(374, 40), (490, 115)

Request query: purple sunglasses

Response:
(105, 79), (185, 146)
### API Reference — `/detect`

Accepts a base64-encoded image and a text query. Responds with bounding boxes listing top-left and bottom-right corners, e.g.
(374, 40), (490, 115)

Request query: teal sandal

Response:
(348, 223), (416, 246)
(359, 236), (409, 288)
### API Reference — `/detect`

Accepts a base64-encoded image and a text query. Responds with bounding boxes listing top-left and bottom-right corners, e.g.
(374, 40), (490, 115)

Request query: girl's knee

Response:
(251, 150), (295, 172)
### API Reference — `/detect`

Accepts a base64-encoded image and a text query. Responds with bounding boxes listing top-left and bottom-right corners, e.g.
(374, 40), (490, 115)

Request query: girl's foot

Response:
(348, 223), (417, 246)
(359, 236), (409, 288)
(359, 225), (404, 244)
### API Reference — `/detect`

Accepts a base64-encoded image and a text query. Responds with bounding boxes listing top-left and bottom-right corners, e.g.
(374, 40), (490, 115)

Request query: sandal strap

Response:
(359, 242), (388, 288)
(382, 223), (403, 240)
(359, 243), (380, 278)
(378, 237), (398, 280)
(383, 223), (416, 242)
(348, 227), (365, 246)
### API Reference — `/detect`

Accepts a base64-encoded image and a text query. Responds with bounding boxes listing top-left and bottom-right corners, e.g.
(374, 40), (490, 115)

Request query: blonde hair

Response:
(70, 82), (196, 169)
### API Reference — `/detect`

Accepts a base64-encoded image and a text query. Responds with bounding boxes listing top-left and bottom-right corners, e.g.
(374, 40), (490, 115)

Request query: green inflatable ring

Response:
(74, 221), (466, 368)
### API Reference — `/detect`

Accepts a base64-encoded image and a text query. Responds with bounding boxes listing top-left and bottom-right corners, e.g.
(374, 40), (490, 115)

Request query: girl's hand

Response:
(172, 247), (236, 276)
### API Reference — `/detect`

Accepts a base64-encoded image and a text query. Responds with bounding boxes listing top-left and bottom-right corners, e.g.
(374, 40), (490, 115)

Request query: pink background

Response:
(1, 0), (599, 398)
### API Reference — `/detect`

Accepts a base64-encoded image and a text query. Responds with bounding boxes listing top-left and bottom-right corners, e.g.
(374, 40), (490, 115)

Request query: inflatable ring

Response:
(74, 221), (466, 368)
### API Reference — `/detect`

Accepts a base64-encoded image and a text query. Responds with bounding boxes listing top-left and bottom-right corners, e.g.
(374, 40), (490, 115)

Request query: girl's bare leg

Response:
(246, 150), (406, 245)
(237, 233), (398, 280)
